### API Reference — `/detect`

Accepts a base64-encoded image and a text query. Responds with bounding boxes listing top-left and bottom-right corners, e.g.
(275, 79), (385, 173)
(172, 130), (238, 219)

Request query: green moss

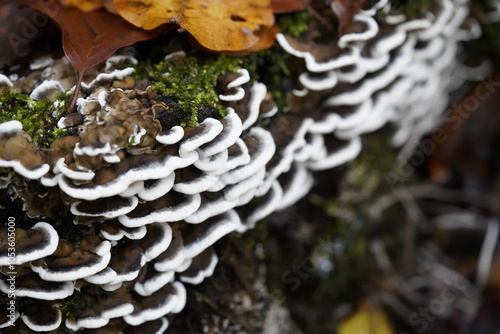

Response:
(55, 289), (88, 321)
(0, 89), (67, 147)
(241, 46), (291, 112)
(134, 55), (242, 127)
(278, 11), (315, 38)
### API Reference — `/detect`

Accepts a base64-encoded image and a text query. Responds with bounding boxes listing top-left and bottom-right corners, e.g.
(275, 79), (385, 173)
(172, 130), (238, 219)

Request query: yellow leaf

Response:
(113, 0), (274, 51)
(338, 299), (395, 334)
(57, 0), (106, 11)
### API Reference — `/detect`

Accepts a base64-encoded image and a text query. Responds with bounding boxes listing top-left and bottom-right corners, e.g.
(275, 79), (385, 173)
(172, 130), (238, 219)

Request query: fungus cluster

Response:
(0, 0), (497, 332)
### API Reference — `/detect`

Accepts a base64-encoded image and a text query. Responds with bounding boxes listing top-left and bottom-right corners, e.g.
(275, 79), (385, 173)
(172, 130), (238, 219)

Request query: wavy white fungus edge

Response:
(154, 246), (185, 272)
(0, 121), (50, 179)
(123, 282), (185, 326)
(70, 196), (139, 218)
(241, 82), (267, 130)
(0, 222), (59, 266)
(105, 224), (172, 285)
(183, 210), (242, 259)
(66, 315), (109, 331)
(84, 267), (118, 285)
(143, 223), (173, 262)
(220, 127), (276, 185)
(134, 270), (176, 296)
(0, 279), (74, 300)
(184, 193), (238, 224)
(80, 67), (135, 91)
(156, 126), (184, 145)
(210, 138), (251, 176)
(0, 74), (13, 87)
(276, 164), (315, 210)
(194, 149), (229, 172)
(54, 158), (95, 181)
(21, 308), (62, 332)
(172, 173), (219, 195)
(58, 150), (198, 200)
(137, 174), (175, 201)
(101, 303), (135, 320)
(337, 14), (379, 48)
(179, 251), (219, 285)
(118, 193), (201, 228)
(29, 80), (65, 100)
(178, 118), (224, 158)
(30, 241), (112, 282)
(197, 109), (242, 158)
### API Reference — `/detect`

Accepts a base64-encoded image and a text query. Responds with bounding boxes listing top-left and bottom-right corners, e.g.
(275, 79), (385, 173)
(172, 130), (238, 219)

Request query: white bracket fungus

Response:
(0, 0), (497, 331)
(0, 222), (59, 266)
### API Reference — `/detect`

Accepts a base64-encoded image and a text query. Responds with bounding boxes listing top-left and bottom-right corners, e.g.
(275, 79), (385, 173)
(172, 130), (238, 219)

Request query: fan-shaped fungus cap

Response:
(0, 222), (59, 266)
(123, 317), (169, 334)
(100, 221), (147, 241)
(137, 174), (175, 201)
(172, 166), (219, 195)
(220, 127), (275, 187)
(307, 136), (362, 170)
(118, 192), (201, 228)
(276, 164), (315, 210)
(153, 230), (185, 272)
(29, 80), (65, 101)
(276, 32), (359, 73)
(134, 268), (175, 296)
(184, 191), (238, 224)
(155, 126), (184, 145)
(236, 181), (283, 232)
(123, 282), (185, 326)
(0, 121), (50, 179)
(197, 109), (243, 158)
(30, 235), (111, 281)
(0, 273), (74, 300)
(179, 247), (219, 285)
(65, 286), (134, 331)
(71, 196), (139, 218)
(182, 210), (242, 259)
(337, 14), (379, 48)
(102, 223), (172, 286)
(20, 302), (62, 332)
(178, 118), (223, 158)
(59, 146), (198, 200)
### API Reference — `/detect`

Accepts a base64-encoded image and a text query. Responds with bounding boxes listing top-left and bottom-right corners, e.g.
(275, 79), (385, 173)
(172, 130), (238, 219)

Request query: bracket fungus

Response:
(0, 222), (58, 266)
(0, 0), (499, 332)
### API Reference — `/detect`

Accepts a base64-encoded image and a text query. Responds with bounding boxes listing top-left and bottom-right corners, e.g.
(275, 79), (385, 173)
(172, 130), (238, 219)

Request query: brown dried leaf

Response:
(57, 0), (105, 11)
(19, 0), (165, 110)
(114, 0), (274, 52)
(271, 0), (309, 13)
(189, 24), (281, 56)
(20, 0), (164, 73)
(330, 0), (369, 35)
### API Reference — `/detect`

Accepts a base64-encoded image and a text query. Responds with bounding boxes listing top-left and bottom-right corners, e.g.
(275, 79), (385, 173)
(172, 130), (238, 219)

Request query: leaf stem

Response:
(68, 70), (84, 113)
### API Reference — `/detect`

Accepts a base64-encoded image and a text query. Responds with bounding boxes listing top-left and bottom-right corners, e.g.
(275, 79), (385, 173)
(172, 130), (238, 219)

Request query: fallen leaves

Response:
(12, 0), (330, 111)
(331, 0), (369, 35)
(20, 0), (163, 74)
(20, 0), (164, 111)
(58, 0), (105, 11)
(338, 299), (395, 334)
(271, 0), (309, 13)
(114, 0), (274, 52)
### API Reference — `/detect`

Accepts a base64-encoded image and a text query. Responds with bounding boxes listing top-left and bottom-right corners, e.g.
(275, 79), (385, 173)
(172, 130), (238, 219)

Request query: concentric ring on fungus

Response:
(0, 0), (498, 332)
